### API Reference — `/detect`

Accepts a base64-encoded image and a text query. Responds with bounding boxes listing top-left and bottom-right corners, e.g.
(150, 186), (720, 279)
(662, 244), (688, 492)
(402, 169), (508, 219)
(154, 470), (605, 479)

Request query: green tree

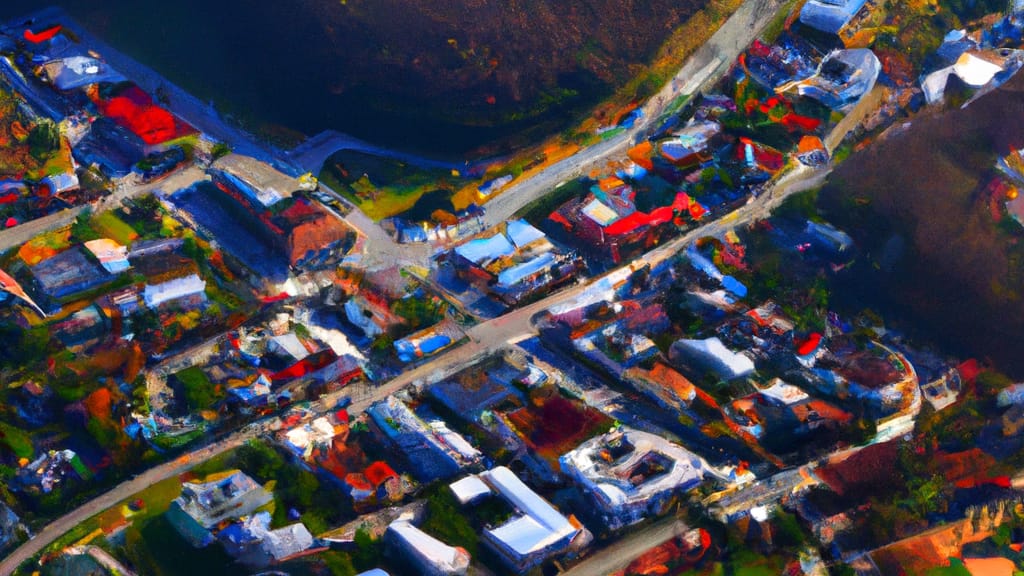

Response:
(26, 119), (59, 161)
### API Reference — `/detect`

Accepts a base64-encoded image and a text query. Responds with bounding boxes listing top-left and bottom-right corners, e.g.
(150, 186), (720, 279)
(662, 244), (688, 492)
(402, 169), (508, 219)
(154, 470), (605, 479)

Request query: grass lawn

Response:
(92, 211), (139, 245)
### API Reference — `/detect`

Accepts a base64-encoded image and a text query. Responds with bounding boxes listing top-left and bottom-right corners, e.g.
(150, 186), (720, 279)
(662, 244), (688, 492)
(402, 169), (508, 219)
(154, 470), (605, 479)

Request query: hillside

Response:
(818, 73), (1024, 377)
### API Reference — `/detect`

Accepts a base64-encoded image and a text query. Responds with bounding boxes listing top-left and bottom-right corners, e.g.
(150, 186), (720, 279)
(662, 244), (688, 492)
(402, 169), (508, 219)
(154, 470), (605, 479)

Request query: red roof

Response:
(603, 192), (690, 236)
(796, 333), (823, 356)
(24, 25), (61, 43)
(816, 441), (901, 497)
(270, 349), (338, 382)
(96, 85), (195, 146)
(364, 461), (398, 487)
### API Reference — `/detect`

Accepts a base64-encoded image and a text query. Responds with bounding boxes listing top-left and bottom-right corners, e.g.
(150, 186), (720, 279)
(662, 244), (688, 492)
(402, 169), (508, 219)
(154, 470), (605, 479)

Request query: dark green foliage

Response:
(320, 550), (357, 576)
(0, 324), (51, 369)
(26, 120), (59, 161)
(352, 527), (384, 571)
(171, 366), (218, 412)
(70, 210), (101, 243)
(420, 487), (479, 556)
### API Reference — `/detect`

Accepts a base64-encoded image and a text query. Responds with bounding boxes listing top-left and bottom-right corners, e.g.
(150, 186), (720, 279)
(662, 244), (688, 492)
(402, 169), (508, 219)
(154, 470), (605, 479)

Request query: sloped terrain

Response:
(818, 73), (1024, 376)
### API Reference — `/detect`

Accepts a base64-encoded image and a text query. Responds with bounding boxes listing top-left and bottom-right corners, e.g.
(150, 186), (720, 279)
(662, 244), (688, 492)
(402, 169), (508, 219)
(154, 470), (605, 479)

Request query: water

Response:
(0, 0), (614, 160)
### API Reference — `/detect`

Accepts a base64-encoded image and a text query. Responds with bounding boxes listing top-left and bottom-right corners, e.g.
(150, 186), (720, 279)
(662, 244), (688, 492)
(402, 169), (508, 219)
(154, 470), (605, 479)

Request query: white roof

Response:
(673, 337), (755, 379)
(581, 198), (620, 226)
(270, 332), (310, 361)
(505, 219), (546, 249)
(387, 520), (470, 573)
(143, 274), (205, 308)
(953, 52), (1004, 86)
(480, 466), (578, 554)
(758, 379), (810, 405)
(487, 515), (564, 556)
(449, 475), (492, 505)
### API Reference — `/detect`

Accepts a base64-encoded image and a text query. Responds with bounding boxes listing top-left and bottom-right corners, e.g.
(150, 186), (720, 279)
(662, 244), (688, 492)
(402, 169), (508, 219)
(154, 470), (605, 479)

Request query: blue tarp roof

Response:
(497, 252), (557, 288)
(505, 219), (546, 249)
(454, 232), (515, 265)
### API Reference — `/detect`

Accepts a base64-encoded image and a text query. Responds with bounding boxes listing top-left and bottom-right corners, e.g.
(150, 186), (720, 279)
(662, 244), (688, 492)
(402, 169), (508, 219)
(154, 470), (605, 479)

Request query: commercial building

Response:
(209, 154), (350, 269)
(368, 396), (482, 482)
(30, 247), (113, 300)
(560, 427), (705, 530)
(385, 520), (470, 576)
(474, 466), (586, 572)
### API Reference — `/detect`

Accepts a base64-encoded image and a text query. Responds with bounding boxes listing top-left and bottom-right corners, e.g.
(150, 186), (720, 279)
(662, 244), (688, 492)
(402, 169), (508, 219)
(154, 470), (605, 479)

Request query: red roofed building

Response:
(92, 84), (196, 150)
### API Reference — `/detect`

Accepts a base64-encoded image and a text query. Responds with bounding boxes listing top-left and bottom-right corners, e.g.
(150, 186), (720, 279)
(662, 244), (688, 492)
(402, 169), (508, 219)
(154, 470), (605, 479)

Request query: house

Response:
(448, 219), (582, 305)
(30, 247), (113, 300)
(218, 511), (317, 567)
(133, 253), (206, 309)
(39, 55), (125, 91)
(921, 50), (1020, 105)
(53, 304), (108, 348)
(15, 449), (92, 495)
(780, 49), (881, 112)
(725, 379), (852, 440)
(560, 427), (705, 530)
(799, 0), (870, 35)
(89, 83), (196, 152)
(344, 292), (399, 339)
(475, 466), (586, 572)
(549, 186), (694, 264)
(209, 154), (351, 269)
(40, 172), (79, 197)
(368, 396), (482, 482)
(670, 337), (756, 380)
(622, 362), (697, 412)
(385, 520), (470, 576)
(83, 238), (130, 274)
(166, 470), (273, 548)
(72, 117), (146, 178)
(658, 121), (721, 168)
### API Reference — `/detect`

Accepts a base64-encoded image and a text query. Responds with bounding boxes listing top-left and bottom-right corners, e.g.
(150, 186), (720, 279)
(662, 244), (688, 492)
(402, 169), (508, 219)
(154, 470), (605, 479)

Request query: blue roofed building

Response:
(799, 0), (870, 35)
(446, 219), (582, 306)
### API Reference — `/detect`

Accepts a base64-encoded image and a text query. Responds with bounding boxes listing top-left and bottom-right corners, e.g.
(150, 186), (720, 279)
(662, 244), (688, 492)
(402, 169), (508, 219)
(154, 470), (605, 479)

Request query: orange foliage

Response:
(84, 387), (112, 421)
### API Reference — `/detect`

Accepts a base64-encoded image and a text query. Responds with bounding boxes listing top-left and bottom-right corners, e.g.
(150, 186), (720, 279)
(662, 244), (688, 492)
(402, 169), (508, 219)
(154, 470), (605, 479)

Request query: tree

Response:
(26, 119), (59, 161)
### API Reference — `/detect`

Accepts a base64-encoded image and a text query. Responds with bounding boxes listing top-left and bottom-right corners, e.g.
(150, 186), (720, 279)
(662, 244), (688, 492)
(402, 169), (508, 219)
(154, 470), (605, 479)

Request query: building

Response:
(725, 379), (853, 440)
(166, 471), (273, 548)
(209, 154), (351, 269)
(780, 49), (881, 111)
(15, 449), (92, 494)
(39, 55), (125, 91)
(83, 238), (130, 274)
(549, 184), (697, 264)
(560, 427), (705, 530)
(133, 253), (206, 309)
(343, 291), (403, 339)
(218, 511), (317, 567)
(30, 247), (113, 300)
(921, 50), (1018, 104)
(368, 396), (482, 482)
(799, 0), (870, 35)
(622, 362), (697, 412)
(670, 337), (756, 380)
(448, 219), (582, 305)
(475, 466), (586, 572)
(658, 121), (721, 168)
(385, 520), (470, 576)
(53, 304), (108, 348)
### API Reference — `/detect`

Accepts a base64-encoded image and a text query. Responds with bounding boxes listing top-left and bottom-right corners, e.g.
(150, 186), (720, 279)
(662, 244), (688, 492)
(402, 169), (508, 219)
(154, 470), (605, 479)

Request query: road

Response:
(561, 517), (692, 576)
(477, 0), (784, 230)
(0, 167), (207, 254)
(0, 433), (251, 575)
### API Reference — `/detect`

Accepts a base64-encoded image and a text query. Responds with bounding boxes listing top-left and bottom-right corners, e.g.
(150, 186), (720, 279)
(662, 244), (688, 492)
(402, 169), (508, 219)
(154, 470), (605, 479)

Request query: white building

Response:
(143, 273), (206, 308)
(669, 337), (755, 380)
(476, 466), (585, 572)
(560, 427), (705, 530)
(385, 520), (470, 576)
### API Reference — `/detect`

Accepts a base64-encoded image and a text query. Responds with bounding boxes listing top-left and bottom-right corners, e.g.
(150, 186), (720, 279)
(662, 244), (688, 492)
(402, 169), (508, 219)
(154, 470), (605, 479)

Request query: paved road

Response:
(0, 167), (207, 254)
(561, 517), (692, 576)
(0, 433), (251, 575)
(478, 0), (784, 230)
